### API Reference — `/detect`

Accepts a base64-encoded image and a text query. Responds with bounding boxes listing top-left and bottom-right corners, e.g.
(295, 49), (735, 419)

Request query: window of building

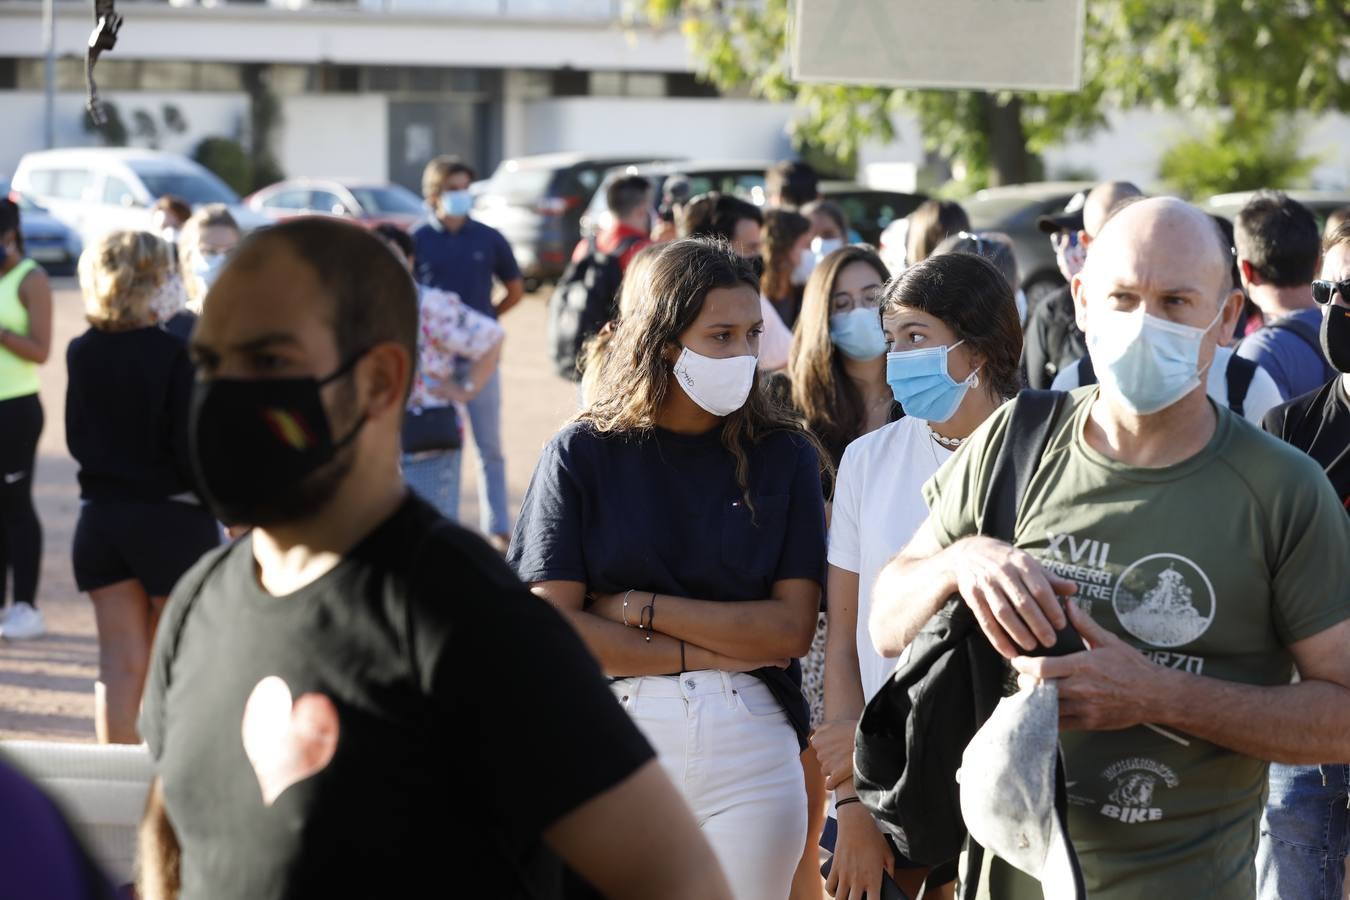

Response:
(0, 58), (19, 90)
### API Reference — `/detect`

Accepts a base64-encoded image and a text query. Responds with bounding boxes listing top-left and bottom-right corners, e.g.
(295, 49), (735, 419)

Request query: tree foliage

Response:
(638, 0), (1350, 189)
(1159, 114), (1321, 199)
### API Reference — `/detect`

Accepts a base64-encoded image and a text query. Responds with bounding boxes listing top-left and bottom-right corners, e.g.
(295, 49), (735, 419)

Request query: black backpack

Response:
(547, 235), (642, 382)
(1076, 352), (1258, 418)
(854, 390), (1079, 898)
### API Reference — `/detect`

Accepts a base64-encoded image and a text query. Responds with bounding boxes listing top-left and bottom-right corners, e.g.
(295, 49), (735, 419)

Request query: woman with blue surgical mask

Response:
(177, 204), (240, 317)
(814, 252), (1023, 900)
(773, 244), (894, 899)
(509, 237), (829, 900)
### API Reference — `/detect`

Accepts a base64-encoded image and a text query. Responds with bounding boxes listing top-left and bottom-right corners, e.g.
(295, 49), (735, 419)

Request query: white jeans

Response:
(611, 670), (807, 900)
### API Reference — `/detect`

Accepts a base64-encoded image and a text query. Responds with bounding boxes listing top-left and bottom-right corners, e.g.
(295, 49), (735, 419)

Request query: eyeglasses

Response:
(1049, 230), (1079, 250)
(1312, 279), (1350, 305)
(830, 286), (885, 312)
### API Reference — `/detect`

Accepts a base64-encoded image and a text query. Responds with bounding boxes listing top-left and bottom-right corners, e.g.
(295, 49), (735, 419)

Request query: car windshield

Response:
(485, 166), (556, 202)
(132, 167), (239, 206)
(349, 186), (425, 215)
(964, 194), (1046, 228)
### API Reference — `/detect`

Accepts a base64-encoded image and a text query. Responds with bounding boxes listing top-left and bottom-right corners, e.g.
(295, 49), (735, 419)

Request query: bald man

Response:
(1024, 181), (1144, 388)
(871, 198), (1350, 898)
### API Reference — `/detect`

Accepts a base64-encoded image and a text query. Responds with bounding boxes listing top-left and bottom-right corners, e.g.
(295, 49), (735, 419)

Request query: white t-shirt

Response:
(828, 415), (954, 703)
(1049, 346), (1282, 425)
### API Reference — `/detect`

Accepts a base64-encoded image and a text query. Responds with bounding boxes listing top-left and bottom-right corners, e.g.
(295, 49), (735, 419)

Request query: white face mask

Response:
(811, 236), (844, 259)
(790, 248), (818, 286)
(1087, 304), (1224, 415)
(671, 347), (758, 417)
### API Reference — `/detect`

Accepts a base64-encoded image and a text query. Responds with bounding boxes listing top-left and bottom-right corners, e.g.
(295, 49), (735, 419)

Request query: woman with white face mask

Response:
(509, 237), (828, 900)
(763, 209), (815, 330)
(803, 199), (852, 259)
(177, 204), (240, 319)
(813, 252), (1023, 900)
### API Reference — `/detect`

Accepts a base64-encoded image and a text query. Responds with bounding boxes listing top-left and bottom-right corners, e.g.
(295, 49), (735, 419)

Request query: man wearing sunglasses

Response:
(1257, 221), (1350, 900)
(1024, 181), (1142, 389)
(1234, 191), (1336, 401)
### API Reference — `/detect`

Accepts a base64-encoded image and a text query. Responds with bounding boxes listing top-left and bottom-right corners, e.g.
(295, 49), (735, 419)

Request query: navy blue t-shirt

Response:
(411, 217), (522, 318)
(508, 421), (828, 747)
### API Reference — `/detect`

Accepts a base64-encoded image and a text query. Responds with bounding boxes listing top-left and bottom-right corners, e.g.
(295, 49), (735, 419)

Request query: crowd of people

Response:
(0, 150), (1348, 900)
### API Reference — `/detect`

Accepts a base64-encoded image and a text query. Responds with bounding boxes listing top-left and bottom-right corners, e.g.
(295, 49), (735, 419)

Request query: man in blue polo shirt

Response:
(412, 156), (524, 551)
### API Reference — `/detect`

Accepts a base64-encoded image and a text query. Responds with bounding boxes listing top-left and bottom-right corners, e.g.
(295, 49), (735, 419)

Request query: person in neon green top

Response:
(870, 197), (1350, 898)
(0, 198), (53, 640)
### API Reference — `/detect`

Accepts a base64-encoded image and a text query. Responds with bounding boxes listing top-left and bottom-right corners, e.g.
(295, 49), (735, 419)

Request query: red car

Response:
(244, 178), (427, 230)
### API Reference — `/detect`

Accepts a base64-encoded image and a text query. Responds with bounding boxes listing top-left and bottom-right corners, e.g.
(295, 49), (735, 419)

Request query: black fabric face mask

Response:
(743, 254), (765, 281)
(1321, 305), (1350, 374)
(189, 353), (367, 526)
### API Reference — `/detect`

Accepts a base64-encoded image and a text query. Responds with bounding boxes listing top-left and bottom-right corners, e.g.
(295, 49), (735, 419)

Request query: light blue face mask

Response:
(439, 190), (473, 218)
(1086, 306), (1223, 415)
(886, 339), (981, 423)
(829, 307), (888, 361)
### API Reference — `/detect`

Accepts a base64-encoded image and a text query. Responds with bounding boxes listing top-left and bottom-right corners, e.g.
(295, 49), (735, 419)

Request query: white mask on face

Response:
(790, 248), (818, 286)
(811, 236), (844, 258)
(671, 347), (758, 416)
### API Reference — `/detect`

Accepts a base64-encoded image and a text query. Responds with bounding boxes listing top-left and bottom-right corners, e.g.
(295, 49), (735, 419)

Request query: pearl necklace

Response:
(928, 426), (968, 448)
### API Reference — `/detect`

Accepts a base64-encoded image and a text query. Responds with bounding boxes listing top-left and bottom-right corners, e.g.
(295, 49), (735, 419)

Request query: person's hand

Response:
(811, 719), (858, 790)
(953, 536), (1078, 659)
(1011, 601), (1168, 731)
(827, 802), (895, 900)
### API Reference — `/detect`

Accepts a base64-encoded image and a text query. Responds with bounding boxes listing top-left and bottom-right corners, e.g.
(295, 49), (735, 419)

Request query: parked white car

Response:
(10, 148), (270, 246)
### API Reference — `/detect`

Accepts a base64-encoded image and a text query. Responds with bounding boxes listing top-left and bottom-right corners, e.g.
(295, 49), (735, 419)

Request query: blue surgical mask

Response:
(886, 340), (981, 423)
(439, 190), (473, 218)
(829, 308), (887, 361)
(1086, 306), (1223, 415)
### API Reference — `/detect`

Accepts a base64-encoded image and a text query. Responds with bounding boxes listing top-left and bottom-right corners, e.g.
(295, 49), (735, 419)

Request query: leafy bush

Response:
(193, 137), (253, 196)
(1159, 115), (1320, 200)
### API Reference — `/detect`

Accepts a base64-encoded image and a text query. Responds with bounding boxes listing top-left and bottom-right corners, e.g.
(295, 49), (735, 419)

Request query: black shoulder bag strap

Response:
(1076, 354), (1097, 388)
(961, 389), (1071, 900)
(1224, 354), (1258, 417)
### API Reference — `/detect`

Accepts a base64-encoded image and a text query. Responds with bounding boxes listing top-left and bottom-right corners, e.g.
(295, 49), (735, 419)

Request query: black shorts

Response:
(73, 499), (221, 596)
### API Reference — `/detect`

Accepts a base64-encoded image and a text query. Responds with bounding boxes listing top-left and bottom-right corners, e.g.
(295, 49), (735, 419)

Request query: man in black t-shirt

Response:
(1256, 222), (1350, 899)
(136, 218), (733, 900)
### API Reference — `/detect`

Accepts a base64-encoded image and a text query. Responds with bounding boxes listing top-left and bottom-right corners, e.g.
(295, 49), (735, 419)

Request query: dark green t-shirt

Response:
(925, 388), (1350, 899)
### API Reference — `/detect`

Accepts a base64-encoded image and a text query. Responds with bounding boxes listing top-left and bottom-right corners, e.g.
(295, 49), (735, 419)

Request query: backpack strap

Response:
(1077, 354), (1097, 388)
(980, 390), (1069, 542)
(1264, 316), (1334, 380)
(1224, 354), (1257, 417)
(963, 389), (1070, 900)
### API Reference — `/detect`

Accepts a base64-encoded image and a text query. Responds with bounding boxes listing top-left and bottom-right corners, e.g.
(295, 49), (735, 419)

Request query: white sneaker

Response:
(0, 602), (46, 640)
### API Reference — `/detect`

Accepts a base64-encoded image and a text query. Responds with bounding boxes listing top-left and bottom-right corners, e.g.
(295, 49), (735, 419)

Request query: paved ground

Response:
(0, 281), (576, 741)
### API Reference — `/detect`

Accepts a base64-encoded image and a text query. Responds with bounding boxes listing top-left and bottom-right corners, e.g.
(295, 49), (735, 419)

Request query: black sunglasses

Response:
(1312, 279), (1350, 305)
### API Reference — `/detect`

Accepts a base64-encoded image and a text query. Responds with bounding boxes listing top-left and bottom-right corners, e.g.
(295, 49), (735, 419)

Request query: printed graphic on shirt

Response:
(1098, 757), (1180, 824)
(241, 676), (339, 806)
(1034, 536), (1212, 673)
(1112, 554), (1216, 648)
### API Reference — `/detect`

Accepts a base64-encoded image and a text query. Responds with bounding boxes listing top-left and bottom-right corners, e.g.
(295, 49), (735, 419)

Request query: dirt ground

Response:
(0, 280), (576, 742)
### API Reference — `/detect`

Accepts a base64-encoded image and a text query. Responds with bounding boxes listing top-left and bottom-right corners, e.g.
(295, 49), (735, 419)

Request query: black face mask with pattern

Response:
(189, 353), (367, 526)
(1321, 304), (1350, 374)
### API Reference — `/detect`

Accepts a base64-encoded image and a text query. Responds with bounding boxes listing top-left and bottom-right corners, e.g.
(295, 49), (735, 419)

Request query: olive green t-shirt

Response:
(924, 388), (1350, 899)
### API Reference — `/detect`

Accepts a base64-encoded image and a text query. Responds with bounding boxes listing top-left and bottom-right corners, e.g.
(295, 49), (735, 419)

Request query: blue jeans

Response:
(403, 449), (462, 523)
(1258, 763), (1350, 900)
(459, 365), (510, 537)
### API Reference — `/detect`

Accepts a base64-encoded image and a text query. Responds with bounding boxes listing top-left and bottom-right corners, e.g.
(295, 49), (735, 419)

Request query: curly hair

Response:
(578, 236), (828, 504)
(78, 230), (173, 331)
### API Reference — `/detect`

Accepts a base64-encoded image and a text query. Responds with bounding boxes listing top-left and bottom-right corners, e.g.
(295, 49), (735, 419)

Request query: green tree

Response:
(640, 0), (1350, 190)
(1159, 114), (1321, 199)
(194, 137), (253, 197)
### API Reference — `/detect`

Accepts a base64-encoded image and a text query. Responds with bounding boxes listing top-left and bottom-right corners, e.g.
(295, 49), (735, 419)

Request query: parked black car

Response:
(473, 153), (667, 287)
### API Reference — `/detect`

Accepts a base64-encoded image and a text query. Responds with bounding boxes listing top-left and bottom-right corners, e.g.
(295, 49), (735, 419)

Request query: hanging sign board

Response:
(791, 0), (1086, 92)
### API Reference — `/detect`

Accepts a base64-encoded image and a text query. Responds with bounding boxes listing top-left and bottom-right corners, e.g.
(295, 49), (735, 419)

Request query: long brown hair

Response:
(762, 208), (811, 301)
(787, 246), (891, 465)
(579, 237), (827, 500)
